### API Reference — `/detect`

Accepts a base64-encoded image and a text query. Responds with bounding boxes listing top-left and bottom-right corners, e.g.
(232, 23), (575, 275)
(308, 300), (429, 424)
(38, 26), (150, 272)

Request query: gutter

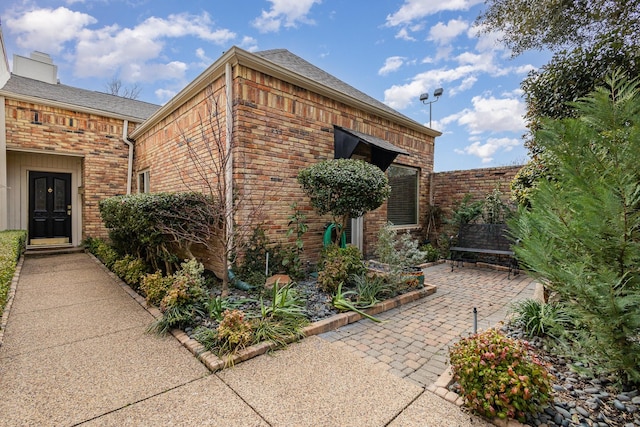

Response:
(122, 120), (133, 195)
(225, 62), (233, 258)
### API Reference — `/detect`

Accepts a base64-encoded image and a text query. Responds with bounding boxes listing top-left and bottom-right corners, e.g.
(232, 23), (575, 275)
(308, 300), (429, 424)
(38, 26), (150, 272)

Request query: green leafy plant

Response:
(282, 203), (308, 280)
(375, 223), (428, 268)
(140, 271), (173, 306)
(148, 259), (208, 334)
(0, 230), (26, 318)
(85, 237), (120, 268)
(192, 325), (218, 350)
(298, 158), (391, 244)
(112, 255), (148, 290)
(482, 187), (514, 224)
(350, 273), (393, 307)
(419, 243), (440, 262)
(251, 316), (307, 349)
(509, 298), (574, 339)
(260, 281), (307, 320)
(332, 283), (382, 323)
(509, 72), (640, 384)
(449, 329), (552, 422)
(204, 295), (251, 321)
(317, 244), (365, 293)
(216, 309), (253, 355)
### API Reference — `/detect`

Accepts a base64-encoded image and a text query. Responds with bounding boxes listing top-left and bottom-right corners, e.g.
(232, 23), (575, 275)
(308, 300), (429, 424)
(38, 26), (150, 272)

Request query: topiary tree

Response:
(297, 159), (391, 244)
(509, 72), (640, 384)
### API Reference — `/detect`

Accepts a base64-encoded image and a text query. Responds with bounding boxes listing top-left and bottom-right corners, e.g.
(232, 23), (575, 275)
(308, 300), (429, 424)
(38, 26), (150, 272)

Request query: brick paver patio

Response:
(320, 262), (538, 388)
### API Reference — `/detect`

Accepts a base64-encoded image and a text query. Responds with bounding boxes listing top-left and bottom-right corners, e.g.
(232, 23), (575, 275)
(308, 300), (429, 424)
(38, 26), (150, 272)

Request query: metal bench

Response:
(449, 223), (519, 278)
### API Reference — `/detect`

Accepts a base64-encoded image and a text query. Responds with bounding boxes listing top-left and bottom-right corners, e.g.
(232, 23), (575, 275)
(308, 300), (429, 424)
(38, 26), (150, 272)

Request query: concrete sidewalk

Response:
(0, 252), (529, 426)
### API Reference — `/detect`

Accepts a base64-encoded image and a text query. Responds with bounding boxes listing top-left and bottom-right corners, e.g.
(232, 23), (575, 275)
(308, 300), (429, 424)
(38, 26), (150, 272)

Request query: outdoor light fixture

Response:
(420, 88), (444, 128)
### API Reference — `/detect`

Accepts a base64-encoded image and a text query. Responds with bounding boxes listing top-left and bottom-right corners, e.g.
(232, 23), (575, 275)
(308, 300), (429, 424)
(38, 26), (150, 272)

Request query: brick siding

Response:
(5, 98), (138, 239)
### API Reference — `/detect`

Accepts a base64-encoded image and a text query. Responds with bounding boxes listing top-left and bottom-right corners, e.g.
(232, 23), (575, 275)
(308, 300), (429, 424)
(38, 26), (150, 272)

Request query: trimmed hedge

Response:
(0, 230), (27, 319)
(99, 192), (219, 273)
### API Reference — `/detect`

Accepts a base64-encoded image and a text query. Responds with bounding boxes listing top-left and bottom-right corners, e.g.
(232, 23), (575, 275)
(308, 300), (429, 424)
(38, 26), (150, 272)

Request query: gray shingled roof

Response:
(1, 74), (160, 121)
(254, 49), (422, 127)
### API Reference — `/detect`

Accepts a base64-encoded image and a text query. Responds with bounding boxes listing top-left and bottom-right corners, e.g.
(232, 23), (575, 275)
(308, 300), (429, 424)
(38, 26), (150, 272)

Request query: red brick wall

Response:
(429, 165), (522, 239)
(4, 99), (137, 239)
(134, 63), (435, 265)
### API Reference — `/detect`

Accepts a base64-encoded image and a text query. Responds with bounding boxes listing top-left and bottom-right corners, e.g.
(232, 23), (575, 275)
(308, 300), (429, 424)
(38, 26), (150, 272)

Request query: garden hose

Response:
(323, 223), (347, 248)
(227, 269), (253, 290)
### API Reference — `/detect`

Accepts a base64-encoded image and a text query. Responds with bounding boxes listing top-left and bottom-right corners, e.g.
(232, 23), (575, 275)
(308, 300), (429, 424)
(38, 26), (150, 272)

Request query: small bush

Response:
(148, 259), (208, 334)
(141, 271), (173, 306)
(112, 255), (148, 290)
(419, 243), (440, 263)
(0, 230), (26, 318)
(510, 298), (574, 339)
(449, 329), (552, 422)
(85, 237), (119, 268)
(317, 244), (365, 293)
(217, 309), (253, 354)
(159, 259), (207, 312)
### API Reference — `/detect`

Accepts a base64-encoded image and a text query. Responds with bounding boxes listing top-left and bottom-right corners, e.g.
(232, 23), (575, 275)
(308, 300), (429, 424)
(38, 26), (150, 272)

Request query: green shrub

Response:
(449, 329), (552, 422)
(317, 244), (365, 293)
(375, 223), (428, 268)
(100, 192), (218, 273)
(85, 237), (119, 268)
(298, 158), (390, 245)
(350, 273), (394, 307)
(140, 271), (173, 306)
(419, 243), (440, 263)
(509, 73), (640, 384)
(216, 309), (253, 355)
(510, 298), (574, 339)
(148, 259), (208, 334)
(111, 255), (148, 290)
(0, 230), (26, 318)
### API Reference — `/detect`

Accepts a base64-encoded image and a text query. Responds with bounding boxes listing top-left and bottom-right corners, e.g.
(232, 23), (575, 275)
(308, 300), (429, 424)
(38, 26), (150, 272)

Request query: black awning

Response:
(333, 125), (409, 171)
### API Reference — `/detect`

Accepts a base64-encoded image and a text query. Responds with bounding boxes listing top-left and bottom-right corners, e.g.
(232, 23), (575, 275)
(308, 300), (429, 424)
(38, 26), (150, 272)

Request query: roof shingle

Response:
(0, 74), (160, 121)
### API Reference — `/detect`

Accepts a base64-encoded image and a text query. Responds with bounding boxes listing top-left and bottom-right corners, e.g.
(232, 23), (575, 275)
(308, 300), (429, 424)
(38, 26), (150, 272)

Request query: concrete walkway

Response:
(0, 253), (535, 426)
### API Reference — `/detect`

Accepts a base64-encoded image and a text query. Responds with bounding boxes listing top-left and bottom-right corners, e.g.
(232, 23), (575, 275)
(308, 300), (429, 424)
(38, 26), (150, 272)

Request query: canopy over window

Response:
(333, 125), (409, 172)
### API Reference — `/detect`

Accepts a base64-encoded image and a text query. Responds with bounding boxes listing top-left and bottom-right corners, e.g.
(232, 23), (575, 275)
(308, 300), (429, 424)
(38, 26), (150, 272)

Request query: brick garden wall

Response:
(428, 165), (522, 241)
(4, 98), (137, 239)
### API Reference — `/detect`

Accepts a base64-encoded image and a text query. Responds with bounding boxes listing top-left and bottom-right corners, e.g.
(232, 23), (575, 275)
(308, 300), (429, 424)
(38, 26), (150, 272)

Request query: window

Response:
(387, 165), (418, 226)
(138, 170), (150, 193)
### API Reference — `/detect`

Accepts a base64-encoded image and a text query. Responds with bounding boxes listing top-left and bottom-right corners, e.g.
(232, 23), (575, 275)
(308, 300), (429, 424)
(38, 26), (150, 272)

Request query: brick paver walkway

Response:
(320, 262), (538, 388)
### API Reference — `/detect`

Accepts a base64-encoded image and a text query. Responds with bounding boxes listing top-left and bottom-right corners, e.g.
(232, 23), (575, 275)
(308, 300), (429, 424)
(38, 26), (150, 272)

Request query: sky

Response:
(0, 0), (551, 172)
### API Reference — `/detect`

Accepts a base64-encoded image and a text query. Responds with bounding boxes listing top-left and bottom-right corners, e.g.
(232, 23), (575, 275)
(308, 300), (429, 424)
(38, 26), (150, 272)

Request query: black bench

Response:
(449, 223), (519, 278)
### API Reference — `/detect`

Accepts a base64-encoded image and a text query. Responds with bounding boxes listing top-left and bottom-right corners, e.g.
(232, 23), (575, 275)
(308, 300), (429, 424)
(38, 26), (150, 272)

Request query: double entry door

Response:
(28, 171), (72, 245)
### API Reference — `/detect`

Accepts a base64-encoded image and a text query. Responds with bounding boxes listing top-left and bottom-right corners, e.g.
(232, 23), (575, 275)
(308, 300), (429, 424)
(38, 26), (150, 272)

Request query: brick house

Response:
(1, 40), (439, 266)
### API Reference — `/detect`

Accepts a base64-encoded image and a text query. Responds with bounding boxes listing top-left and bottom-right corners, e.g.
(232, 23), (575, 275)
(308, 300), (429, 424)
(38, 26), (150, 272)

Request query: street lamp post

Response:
(419, 88), (444, 128)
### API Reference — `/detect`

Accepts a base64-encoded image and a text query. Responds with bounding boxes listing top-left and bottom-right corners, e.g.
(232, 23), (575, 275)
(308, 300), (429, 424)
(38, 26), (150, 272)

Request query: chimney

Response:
(13, 51), (59, 84)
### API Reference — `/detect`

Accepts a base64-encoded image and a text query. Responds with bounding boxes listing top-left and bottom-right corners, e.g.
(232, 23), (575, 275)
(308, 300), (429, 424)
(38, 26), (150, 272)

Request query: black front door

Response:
(29, 172), (72, 245)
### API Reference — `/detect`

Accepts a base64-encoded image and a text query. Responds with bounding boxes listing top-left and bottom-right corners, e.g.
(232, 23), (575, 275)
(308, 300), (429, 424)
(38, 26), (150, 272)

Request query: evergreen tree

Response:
(510, 72), (640, 384)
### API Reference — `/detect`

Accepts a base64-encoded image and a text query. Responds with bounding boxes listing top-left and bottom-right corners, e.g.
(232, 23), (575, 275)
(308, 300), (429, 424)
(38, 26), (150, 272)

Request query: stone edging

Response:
(0, 255), (25, 348)
(427, 368), (527, 427)
(86, 251), (437, 372)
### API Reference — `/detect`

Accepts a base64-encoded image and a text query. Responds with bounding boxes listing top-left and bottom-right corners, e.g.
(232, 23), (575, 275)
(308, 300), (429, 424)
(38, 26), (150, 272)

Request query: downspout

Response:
(225, 62), (233, 258)
(122, 120), (133, 195)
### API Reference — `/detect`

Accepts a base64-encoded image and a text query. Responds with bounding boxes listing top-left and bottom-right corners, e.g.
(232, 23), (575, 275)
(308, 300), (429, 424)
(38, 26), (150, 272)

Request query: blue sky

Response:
(1, 0), (550, 171)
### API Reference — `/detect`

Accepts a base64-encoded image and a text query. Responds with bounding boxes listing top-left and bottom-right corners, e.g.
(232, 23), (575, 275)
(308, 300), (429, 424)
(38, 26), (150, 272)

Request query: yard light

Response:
(419, 88), (444, 128)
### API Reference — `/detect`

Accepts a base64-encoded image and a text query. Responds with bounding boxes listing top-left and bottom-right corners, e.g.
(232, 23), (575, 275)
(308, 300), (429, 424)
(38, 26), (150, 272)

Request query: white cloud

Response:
(73, 12), (234, 81)
(6, 7), (96, 54)
(428, 19), (469, 45)
(252, 0), (321, 33)
(6, 8), (236, 83)
(395, 28), (416, 41)
(240, 36), (259, 52)
(455, 137), (521, 163)
(446, 94), (527, 134)
(378, 56), (406, 76)
(386, 0), (484, 27)
(155, 88), (177, 104)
